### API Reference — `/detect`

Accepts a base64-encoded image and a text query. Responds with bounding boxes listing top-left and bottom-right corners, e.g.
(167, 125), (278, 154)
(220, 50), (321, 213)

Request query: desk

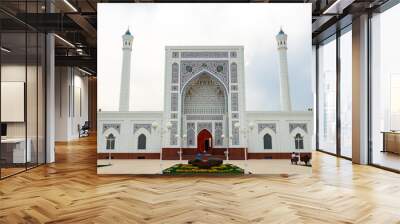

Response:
(382, 131), (400, 154)
(1, 138), (31, 163)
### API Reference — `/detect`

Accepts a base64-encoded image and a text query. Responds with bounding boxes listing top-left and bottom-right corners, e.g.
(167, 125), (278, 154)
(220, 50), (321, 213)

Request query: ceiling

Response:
(0, 0), (392, 75)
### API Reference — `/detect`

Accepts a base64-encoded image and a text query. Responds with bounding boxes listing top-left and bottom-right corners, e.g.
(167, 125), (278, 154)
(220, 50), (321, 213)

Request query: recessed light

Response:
(63, 0), (78, 12)
(54, 34), (75, 48)
(1, 47), (11, 53)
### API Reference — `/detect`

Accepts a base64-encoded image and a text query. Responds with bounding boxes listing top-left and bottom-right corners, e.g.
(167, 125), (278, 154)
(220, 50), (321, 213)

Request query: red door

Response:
(197, 129), (212, 153)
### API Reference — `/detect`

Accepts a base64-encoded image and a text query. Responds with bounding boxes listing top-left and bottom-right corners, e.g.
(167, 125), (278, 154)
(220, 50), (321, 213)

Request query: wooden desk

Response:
(382, 132), (400, 154)
(1, 138), (31, 163)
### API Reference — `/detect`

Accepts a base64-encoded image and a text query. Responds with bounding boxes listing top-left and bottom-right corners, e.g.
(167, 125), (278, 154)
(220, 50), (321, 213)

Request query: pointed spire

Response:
(125, 26), (132, 36)
(278, 26), (285, 35)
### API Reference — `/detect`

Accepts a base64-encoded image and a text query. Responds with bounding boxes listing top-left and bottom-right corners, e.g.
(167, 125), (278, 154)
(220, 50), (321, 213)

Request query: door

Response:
(197, 129), (212, 153)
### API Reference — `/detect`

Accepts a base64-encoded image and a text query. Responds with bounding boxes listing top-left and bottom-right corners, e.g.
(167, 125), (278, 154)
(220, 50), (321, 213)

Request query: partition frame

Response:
(0, 0), (48, 180)
(315, 24), (353, 161)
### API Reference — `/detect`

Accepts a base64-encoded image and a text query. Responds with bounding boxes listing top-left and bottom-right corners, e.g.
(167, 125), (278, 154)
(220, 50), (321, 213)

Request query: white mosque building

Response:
(97, 29), (313, 160)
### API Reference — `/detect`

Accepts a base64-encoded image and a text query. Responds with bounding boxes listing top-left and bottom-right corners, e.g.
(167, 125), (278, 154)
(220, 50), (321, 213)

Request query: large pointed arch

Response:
(181, 70), (229, 96)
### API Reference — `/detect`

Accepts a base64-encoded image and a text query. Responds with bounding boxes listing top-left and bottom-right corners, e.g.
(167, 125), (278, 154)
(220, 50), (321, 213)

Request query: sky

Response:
(97, 3), (313, 111)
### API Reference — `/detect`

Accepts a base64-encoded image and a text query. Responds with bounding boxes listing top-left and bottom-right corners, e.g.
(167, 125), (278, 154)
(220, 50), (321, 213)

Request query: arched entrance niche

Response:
(181, 71), (229, 151)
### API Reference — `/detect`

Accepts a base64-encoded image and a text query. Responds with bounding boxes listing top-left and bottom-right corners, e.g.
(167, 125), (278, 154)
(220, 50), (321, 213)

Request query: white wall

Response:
(97, 110), (313, 153)
(55, 67), (89, 141)
(97, 111), (163, 153)
(246, 111), (313, 152)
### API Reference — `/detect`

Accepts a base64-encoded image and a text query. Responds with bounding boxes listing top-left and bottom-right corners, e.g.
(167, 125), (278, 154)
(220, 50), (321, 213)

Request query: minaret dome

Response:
(276, 28), (288, 50)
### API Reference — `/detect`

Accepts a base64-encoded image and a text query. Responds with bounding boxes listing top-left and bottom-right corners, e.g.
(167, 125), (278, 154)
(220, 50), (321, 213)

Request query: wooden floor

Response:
(1, 135), (400, 223)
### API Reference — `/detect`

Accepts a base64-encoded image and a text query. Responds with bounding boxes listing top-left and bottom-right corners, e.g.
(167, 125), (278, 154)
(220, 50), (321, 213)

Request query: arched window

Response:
(295, 133), (304, 149)
(263, 134), (272, 149)
(138, 134), (146, 150)
(106, 134), (115, 150)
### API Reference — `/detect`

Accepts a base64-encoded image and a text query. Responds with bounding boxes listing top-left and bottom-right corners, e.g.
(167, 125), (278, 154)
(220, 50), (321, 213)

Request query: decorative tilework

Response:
(187, 123), (195, 146)
(289, 123), (308, 133)
(133, 124), (152, 134)
(215, 122), (223, 146)
(102, 123), (121, 134)
(181, 52), (228, 58)
(172, 52), (179, 58)
(231, 93), (238, 111)
(232, 113), (239, 119)
(171, 63), (179, 84)
(230, 63), (238, 83)
(232, 121), (240, 145)
(171, 113), (178, 119)
(258, 123), (277, 134)
(171, 85), (178, 91)
(197, 122), (212, 134)
(186, 115), (223, 120)
(171, 93), (178, 111)
(180, 60), (229, 91)
(170, 121), (178, 145)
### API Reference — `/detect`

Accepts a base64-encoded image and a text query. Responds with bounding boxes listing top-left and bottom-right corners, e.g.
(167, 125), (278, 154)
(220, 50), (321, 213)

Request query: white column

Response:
(46, 32), (55, 163)
(352, 14), (369, 164)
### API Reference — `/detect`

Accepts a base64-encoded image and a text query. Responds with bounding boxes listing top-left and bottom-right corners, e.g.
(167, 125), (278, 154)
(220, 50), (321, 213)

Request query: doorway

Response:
(197, 129), (212, 153)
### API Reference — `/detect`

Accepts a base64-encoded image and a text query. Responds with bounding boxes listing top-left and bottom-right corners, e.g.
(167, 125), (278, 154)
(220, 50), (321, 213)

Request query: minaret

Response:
(276, 28), (292, 111)
(119, 28), (133, 111)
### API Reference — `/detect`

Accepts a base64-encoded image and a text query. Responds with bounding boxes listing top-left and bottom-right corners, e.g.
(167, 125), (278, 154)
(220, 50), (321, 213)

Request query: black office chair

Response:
(79, 121), (90, 138)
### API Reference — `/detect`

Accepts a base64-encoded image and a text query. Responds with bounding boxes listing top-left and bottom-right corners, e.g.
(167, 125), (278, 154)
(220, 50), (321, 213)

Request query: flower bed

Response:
(163, 163), (244, 175)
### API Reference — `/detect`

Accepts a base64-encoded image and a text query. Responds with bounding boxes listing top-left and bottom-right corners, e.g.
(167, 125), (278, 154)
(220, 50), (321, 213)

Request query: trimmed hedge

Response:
(163, 164), (244, 175)
(188, 158), (223, 169)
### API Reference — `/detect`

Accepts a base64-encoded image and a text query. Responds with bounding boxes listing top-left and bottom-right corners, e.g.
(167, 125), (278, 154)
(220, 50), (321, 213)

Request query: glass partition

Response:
(1, 31), (28, 177)
(371, 3), (400, 171)
(339, 29), (352, 158)
(317, 36), (337, 154)
(0, 2), (46, 178)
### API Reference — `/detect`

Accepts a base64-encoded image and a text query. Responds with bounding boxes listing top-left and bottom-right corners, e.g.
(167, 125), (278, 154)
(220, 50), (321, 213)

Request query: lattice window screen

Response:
(187, 123), (195, 146)
(171, 63), (179, 84)
(171, 93), (178, 111)
(231, 93), (238, 111)
(230, 63), (238, 83)
(232, 121), (240, 145)
(170, 121), (178, 145)
(215, 122), (223, 146)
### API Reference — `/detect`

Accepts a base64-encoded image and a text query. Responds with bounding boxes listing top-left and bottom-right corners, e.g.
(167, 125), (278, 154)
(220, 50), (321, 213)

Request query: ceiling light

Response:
(323, 0), (354, 14)
(1, 47), (11, 53)
(63, 0), (78, 12)
(78, 67), (92, 76)
(54, 34), (75, 48)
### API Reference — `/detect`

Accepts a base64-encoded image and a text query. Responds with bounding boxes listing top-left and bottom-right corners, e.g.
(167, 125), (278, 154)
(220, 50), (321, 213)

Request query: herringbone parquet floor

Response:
(1, 135), (400, 224)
